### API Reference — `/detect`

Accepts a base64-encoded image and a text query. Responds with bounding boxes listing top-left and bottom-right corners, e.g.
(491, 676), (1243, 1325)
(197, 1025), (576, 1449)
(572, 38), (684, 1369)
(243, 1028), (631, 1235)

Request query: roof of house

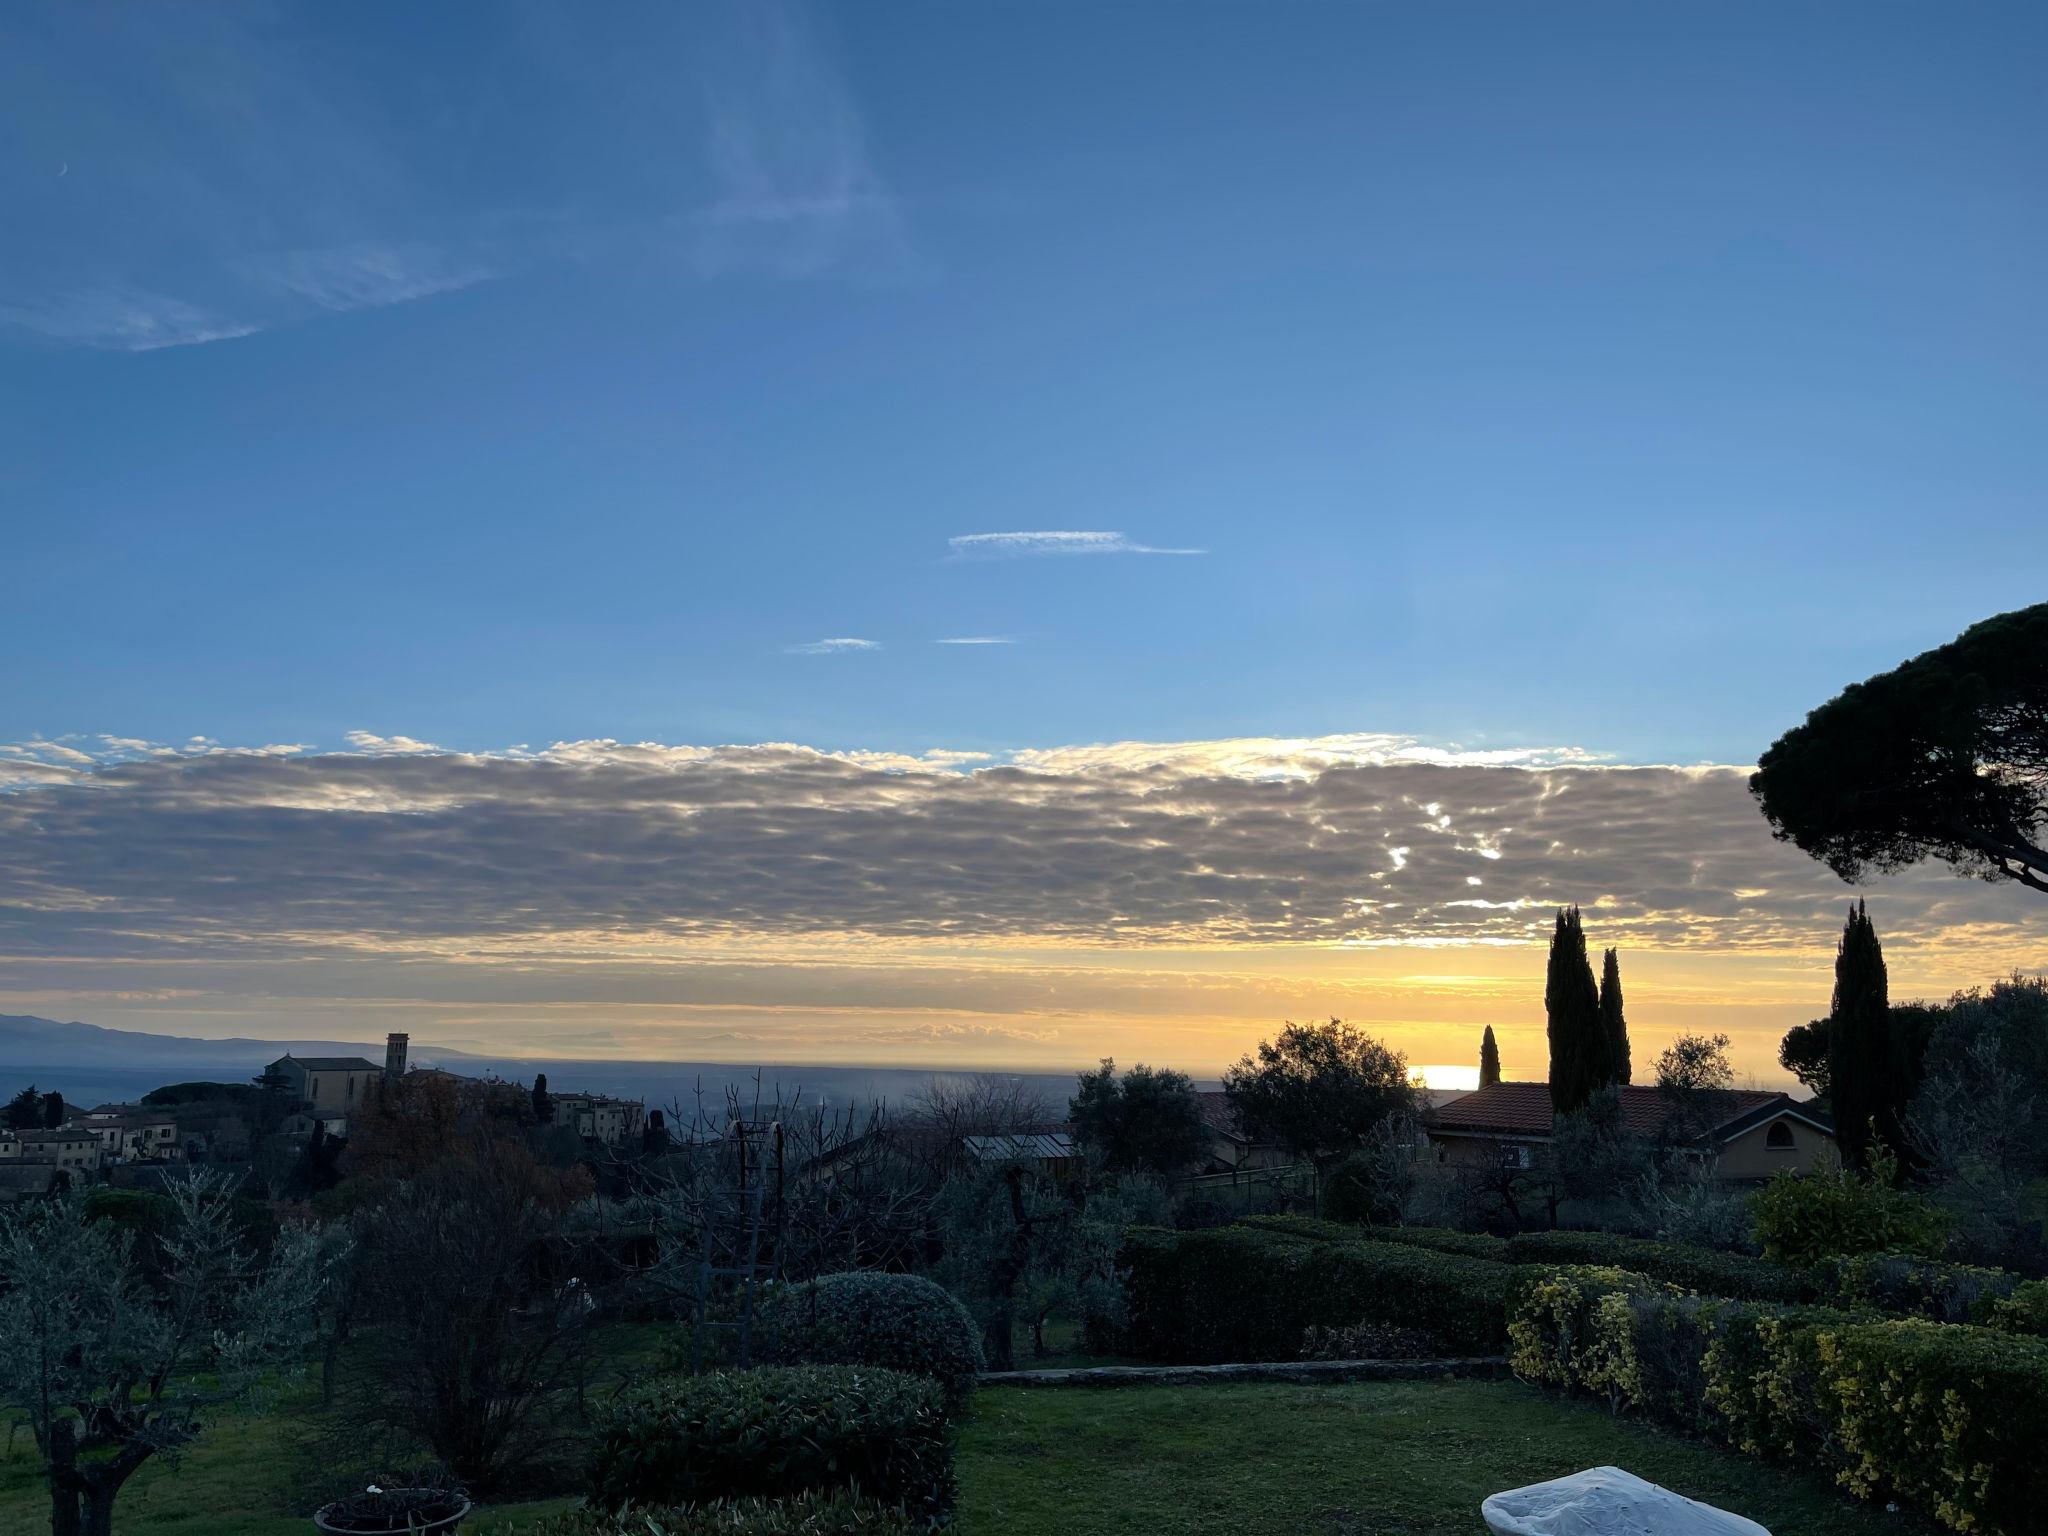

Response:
(13, 1127), (102, 1144)
(1426, 1082), (1821, 1142)
(1196, 1090), (1248, 1139)
(963, 1131), (1076, 1163)
(276, 1055), (381, 1073)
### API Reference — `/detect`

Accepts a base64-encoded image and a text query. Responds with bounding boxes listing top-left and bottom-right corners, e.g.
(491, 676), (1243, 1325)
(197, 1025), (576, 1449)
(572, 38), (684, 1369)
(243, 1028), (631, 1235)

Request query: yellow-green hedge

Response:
(1509, 1267), (2048, 1535)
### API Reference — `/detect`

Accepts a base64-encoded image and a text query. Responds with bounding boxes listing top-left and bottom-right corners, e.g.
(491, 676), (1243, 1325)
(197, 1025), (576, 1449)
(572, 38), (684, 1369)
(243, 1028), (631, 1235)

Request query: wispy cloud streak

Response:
(948, 532), (1207, 560)
(784, 638), (882, 655)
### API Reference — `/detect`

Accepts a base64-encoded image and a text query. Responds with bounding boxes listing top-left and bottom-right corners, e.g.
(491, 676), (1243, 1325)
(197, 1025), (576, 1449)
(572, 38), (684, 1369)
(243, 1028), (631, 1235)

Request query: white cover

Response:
(1481, 1466), (1770, 1536)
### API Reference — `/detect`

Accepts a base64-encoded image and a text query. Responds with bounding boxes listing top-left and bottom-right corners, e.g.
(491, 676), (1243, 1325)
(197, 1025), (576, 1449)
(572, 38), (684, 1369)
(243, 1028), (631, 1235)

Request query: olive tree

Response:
(0, 1173), (328, 1536)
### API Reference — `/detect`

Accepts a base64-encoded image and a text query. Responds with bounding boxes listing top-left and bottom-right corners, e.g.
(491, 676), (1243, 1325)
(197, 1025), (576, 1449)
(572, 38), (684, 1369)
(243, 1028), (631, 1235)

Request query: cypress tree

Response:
(1598, 947), (1631, 1085)
(1828, 899), (1889, 1171)
(1479, 1025), (1502, 1089)
(1545, 906), (1603, 1113)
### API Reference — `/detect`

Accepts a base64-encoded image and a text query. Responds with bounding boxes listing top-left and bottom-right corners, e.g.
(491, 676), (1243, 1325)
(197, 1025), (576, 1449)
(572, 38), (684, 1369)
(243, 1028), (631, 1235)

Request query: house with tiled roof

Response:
(1424, 1081), (1834, 1182)
(1195, 1090), (1293, 1173)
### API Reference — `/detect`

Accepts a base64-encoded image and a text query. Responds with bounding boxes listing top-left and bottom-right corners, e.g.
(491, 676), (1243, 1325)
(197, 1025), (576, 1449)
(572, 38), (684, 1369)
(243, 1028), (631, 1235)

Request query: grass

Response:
(958, 1378), (1934, 1536)
(4, 1368), (1932, 1534)
(0, 1394), (581, 1534)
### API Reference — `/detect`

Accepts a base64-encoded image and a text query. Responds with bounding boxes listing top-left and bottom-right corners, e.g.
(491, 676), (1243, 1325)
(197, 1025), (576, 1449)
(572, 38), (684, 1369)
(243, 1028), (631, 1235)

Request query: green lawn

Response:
(959, 1379), (1934, 1536)
(5, 1375), (1933, 1535)
(0, 1396), (580, 1534)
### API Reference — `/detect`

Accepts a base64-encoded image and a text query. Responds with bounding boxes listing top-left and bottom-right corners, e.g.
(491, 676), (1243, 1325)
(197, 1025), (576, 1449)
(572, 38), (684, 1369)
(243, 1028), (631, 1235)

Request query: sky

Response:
(3, 2), (2045, 1086)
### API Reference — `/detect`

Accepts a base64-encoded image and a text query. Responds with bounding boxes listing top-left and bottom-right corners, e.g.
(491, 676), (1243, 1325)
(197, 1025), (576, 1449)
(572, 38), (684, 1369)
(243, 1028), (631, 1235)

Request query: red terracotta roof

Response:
(1426, 1081), (1786, 1141)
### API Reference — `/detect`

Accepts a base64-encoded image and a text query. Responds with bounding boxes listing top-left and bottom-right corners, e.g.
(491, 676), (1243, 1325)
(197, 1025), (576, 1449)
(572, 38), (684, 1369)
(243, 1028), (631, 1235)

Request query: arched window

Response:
(1766, 1120), (1796, 1150)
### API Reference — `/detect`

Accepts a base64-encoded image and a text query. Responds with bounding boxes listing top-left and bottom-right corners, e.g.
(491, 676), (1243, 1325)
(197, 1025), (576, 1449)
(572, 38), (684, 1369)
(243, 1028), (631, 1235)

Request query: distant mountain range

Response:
(0, 1014), (1084, 1119)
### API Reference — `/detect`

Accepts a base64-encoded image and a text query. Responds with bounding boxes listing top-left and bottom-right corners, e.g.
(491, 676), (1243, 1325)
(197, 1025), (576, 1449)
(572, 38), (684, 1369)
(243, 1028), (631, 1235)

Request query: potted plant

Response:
(313, 1484), (473, 1534)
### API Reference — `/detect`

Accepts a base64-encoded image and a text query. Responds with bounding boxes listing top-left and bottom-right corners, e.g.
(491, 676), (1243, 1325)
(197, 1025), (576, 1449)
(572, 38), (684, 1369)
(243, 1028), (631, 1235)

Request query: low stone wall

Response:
(978, 1357), (1509, 1388)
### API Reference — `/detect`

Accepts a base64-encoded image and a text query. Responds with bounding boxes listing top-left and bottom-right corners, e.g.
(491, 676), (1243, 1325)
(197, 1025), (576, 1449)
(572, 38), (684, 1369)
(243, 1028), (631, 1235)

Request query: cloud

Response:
(0, 287), (262, 353)
(947, 532), (1206, 559)
(238, 243), (496, 314)
(1, 2), (897, 354)
(691, 0), (908, 279)
(784, 638), (881, 655)
(0, 734), (2036, 976)
(342, 732), (443, 755)
(935, 636), (1016, 646)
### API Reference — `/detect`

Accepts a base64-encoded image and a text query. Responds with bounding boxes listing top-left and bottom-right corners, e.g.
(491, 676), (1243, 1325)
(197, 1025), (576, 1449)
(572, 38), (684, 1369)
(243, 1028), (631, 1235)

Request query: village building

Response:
(267, 1054), (383, 1113)
(73, 1112), (182, 1164)
(0, 1127), (104, 1173)
(1423, 1082), (1835, 1181)
(1195, 1091), (1290, 1173)
(548, 1091), (647, 1146)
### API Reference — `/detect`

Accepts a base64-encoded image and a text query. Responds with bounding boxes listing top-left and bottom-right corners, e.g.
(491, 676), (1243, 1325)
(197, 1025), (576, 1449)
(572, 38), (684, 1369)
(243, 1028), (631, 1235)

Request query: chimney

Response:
(385, 1032), (409, 1081)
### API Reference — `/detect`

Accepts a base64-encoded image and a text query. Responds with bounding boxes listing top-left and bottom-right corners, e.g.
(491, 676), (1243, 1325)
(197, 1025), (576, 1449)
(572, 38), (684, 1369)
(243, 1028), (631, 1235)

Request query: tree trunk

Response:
(47, 1419), (83, 1536)
(50, 1482), (82, 1536)
(82, 1485), (120, 1536)
(982, 1166), (1035, 1373)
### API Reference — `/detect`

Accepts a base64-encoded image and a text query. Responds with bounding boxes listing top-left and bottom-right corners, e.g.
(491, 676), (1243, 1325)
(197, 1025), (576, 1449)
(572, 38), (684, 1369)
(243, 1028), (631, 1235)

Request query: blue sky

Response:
(3, 5), (2046, 1070)
(7, 1), (2044, 767)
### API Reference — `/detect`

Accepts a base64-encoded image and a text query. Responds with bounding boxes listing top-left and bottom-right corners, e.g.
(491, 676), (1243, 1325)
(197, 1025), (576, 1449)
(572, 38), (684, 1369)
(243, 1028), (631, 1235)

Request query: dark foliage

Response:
(1068, 1059), (1209, 1180)
(1778, 1020), (1832, 1100)
(1829, 901), (1894, 1170)
(343, 1139), (600, 1494)
(586, 1366), (954, 1519)
(1502, 1230), (1809, 1303)
(3, 1085), (39, 1130)
(141, 1081), (272, 1109)
(757, 1271), (985, 1412)
(1118, 1223), (1514, 1361)
(1222, 1019), (1414, 1170)
(1597, 948), (1631, 1086)
(1479, 1026), (1502, 1089)
(1545, 907), (1607, 1113)
(1750, 600), (2048, 897)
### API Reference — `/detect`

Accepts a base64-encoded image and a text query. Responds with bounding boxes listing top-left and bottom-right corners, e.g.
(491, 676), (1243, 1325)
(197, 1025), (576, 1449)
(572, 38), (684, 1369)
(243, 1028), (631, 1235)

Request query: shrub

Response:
(757, 1272), (984, 1411)
(1119, 1223), (1512, 1361)
(1510, 1267), (2048, 1535)
(1505, 1266), (1673, 1400)
(1816, 1321), (2048, 1534)
(501, 1492), (923, 1535)
(1810, 1250), (2021, 1323)
(1299, 1321), (1440, 1360)
(1240, 1214), (1508, 1260)
(585, 1367), (953, 1518)
(1503, 1230), (1809, 1303)
(1749, 1155), (1947, 1266)
(1990, 1279), (2048, 1337)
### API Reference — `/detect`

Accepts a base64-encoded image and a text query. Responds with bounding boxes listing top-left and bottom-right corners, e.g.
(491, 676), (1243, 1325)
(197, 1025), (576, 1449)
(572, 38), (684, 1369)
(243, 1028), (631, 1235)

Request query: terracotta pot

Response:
(312, 1491), (473, 1534)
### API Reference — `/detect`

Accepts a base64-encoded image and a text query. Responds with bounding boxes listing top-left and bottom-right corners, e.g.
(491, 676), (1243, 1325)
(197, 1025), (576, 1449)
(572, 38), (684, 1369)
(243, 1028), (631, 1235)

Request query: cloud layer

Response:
(1, 733), (2032, 970)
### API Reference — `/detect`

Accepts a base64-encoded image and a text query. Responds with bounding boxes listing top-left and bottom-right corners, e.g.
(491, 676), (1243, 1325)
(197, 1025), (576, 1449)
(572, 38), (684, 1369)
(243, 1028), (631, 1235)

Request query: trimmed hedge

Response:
(586, 1367), (953, 1518)
(757, 1271), (985, 1411)
(1509, 1266), (2048, 1535)
(1809, 1250), (2021, 1324)
(1241, 1215), (1508, 1261)
(1502, 1230), (1810, 1303)
(1819, 1320), (2048, 1534)
(503, 1493), (922, 1535)
(1991, 1279), (2048, 1338)
(1120, 1224), (1513, 1361)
